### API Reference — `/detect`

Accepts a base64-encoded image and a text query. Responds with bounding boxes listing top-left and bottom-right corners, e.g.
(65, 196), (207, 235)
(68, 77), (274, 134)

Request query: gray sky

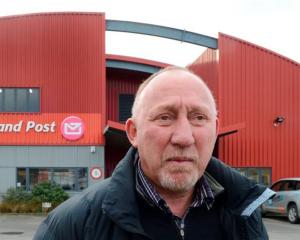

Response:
(0, 0), (299, 66)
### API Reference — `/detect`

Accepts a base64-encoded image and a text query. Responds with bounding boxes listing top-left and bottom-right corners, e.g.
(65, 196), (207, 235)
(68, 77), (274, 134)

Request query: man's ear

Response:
(125, 118), (138, 147)
(215, 117), (219, 136)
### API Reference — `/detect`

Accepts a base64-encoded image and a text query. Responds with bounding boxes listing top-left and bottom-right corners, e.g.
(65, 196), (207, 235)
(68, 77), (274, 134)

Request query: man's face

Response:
(126, 70), (219, 193)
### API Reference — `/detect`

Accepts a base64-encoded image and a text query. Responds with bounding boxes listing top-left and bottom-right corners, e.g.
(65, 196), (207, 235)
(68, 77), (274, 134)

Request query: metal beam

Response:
(106, 20), (218, 49)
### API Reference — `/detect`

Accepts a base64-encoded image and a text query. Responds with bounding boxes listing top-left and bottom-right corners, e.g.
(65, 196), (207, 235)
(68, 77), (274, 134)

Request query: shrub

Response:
(22, 198), (43, 213)
(2, 187), (32, 204)
(0, 202), (12, 213)
(0, 182), (69, 213)
(32, 181), (69, 206)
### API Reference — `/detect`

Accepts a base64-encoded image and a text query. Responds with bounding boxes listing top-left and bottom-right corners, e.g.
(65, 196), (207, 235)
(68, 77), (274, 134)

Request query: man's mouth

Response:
(167, 157), (193, 163)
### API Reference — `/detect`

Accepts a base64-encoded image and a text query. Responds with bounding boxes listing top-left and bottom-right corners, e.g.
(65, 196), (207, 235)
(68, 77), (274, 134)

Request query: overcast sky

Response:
(0, 0), (299, 66)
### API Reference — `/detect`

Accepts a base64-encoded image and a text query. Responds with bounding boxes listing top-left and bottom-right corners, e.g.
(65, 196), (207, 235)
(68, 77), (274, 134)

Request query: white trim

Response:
(241, 188), (276, 216)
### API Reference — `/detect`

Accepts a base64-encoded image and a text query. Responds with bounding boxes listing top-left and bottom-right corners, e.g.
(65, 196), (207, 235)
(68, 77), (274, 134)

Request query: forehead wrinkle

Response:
(188, 104), (211, 114)
(148, 98), (212, 117)
(149, 103), (179, 115)
(135, 70), (217, 119)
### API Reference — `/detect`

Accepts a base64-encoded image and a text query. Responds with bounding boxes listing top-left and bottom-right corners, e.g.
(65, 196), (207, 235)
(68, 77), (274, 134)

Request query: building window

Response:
(53, 168), (88, 191)
(16, 168), (27, 189)
(29, 168), (51, 190)
(119, 94), (134, 122)
(0, 88), (40, 112)
(16, 167), (88, 191)
(235, 167), (272, 186)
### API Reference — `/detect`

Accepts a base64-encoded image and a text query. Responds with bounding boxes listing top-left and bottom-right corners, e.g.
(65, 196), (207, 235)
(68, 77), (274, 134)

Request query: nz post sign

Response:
(60, 116), (85, 141)
(0, 114), (102, 145)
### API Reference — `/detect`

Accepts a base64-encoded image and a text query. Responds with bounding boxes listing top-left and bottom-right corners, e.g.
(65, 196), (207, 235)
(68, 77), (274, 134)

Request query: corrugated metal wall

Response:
(218, 33), (300, 181)
(106, 68), (150, 122)
(0, 13), (106, 145)
(188, 48), (219, 107)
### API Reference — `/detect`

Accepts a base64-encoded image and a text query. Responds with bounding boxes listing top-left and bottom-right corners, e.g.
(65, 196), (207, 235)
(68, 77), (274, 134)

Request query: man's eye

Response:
(160, 115), (171, 121)
(155, 114), (174, 125)
(196, 115), (204, 120)
(190, 114), (207, 125)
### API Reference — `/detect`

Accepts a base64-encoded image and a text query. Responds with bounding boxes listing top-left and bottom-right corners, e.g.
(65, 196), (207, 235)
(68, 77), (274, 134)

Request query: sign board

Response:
(90, 167), (102, 180)
(0, 113), (103, 145)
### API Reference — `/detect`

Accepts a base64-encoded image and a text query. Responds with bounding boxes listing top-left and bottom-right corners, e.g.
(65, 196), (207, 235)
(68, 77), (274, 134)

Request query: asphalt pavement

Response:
(264, 216), (300, 240)
(0, 214), (44, 240)
(0, 214), (299, 239)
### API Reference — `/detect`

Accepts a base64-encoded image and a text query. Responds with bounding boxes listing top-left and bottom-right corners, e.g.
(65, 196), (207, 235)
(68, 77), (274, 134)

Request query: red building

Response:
(0, 12), (299, 196)
(189, 34), (300, 184)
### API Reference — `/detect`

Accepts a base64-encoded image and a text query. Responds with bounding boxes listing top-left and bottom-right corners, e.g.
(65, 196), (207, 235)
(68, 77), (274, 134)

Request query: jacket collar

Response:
(102, 147), (147, 236)
(204, 171), (225, 198)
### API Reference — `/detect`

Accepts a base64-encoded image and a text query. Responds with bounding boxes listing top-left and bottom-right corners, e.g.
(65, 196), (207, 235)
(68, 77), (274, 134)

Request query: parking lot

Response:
(0, 214), (299, 239)
(0, 214), (44, 240)
(264, 216), (300, 240)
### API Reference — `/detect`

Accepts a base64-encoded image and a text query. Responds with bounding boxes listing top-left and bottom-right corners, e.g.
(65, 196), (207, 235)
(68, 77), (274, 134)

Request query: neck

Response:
(157, 187), (195, 217)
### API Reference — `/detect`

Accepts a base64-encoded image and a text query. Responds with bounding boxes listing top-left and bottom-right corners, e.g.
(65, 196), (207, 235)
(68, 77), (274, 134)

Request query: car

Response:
(261, 178), (300, 223)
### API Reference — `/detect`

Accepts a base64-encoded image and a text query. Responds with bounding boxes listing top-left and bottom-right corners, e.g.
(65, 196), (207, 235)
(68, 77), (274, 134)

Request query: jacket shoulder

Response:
(206, 157), (267, 210)
(33, 178), (111, 240)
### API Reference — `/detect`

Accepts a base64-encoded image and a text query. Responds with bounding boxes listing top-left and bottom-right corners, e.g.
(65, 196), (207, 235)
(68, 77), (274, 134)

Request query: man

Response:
(34, 66), (274, 240)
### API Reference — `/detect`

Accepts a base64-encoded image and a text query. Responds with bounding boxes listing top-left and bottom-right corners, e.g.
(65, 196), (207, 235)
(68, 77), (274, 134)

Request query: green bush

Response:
(0, 182), (69, 213)
(32, 181), (69, 206)
(2, 187), (32, 204)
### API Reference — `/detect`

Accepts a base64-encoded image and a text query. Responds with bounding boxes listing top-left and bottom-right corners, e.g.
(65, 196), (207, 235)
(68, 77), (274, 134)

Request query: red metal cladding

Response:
(218, 33), (300, 182)
(188, 48), (219, 106)
(0, 13), (106, 145)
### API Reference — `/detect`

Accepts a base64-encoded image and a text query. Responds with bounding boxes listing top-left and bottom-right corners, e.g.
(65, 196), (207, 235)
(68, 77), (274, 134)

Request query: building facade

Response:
(1, 12), (300, 196)
(0, 13), (106, 195)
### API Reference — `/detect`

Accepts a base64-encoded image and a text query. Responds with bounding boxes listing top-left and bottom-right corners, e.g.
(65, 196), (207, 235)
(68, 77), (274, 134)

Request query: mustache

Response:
(162, 149), (198, 162)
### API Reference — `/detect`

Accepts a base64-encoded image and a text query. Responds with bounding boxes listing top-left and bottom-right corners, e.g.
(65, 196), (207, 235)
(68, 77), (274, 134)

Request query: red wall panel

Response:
(188, 48), (219, 106)
(0, 13), (106, 145)
(218, 33), (300, 181)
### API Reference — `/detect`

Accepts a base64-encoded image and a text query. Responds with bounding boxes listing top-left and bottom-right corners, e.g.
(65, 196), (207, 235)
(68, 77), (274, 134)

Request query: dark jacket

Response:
(34, 148), (275, 240)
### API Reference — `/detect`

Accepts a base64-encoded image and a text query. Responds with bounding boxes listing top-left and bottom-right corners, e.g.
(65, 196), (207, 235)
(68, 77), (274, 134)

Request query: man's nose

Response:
(170, 117), (195, 147)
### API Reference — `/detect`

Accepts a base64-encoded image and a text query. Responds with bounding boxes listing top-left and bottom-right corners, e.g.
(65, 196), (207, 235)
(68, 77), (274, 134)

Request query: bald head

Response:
(131, 66), (217, 120)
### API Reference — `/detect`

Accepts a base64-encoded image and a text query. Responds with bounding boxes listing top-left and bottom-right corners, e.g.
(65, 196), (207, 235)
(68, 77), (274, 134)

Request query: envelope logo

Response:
(61, 116), (85, 141)
(64, 123), (82, 135)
